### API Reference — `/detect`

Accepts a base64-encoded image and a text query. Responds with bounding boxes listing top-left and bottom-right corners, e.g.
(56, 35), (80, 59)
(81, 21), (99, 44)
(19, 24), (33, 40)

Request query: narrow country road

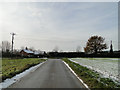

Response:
(6, 59), (86, 89)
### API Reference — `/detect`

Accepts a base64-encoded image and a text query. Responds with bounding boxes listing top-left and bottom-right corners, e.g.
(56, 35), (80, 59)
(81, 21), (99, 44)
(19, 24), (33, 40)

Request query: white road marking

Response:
(63, 61), (90, 90)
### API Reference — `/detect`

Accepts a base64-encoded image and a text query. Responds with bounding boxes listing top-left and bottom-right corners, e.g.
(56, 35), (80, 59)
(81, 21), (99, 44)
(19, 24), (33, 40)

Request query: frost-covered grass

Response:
(70, 58), (119, 83)
(1, 58), (47, 82)
(63, 58), (120, 88)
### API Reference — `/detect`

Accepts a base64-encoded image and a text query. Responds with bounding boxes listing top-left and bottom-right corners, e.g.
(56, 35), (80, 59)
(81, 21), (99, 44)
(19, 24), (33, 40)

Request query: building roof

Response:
(23, 49), (34, 54)
(21, 49), (45, 55)
(34, 51), (39, 55)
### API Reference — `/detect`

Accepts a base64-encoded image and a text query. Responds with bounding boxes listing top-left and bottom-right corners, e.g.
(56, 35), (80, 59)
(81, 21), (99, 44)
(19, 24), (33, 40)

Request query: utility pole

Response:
(10, 33), (16, 55)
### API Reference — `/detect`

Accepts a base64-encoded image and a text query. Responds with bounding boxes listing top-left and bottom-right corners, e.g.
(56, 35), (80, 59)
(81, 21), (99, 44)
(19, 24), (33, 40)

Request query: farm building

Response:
(20, 49), (46, 58)
(34, 51), (46, 57)
(20, 49), (34, 57)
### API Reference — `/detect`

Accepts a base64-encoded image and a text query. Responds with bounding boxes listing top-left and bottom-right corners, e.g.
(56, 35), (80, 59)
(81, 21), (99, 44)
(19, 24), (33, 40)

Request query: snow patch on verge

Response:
(0, 61), (46, 90)
(62, 61), (89, 89)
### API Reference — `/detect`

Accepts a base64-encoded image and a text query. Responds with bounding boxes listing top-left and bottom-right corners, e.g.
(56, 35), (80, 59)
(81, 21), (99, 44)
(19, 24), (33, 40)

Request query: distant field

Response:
(70, 58), (119, 82)
(1, 58), (47, 81)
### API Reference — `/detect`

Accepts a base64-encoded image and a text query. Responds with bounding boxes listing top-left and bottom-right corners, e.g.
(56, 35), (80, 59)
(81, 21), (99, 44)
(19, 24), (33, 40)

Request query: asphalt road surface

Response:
(7, 59), (87, 88)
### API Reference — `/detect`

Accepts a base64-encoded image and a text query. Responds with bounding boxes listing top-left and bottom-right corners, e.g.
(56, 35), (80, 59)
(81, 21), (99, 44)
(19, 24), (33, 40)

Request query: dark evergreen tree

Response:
(110, 41), (113, 53)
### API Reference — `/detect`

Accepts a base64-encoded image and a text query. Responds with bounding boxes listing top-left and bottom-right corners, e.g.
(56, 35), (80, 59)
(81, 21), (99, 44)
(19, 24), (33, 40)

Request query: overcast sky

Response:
(0, 2), (118, 52)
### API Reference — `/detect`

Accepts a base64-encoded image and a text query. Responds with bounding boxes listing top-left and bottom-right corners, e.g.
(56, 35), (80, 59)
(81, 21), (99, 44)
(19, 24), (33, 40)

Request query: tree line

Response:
(1, 35), (119, 58)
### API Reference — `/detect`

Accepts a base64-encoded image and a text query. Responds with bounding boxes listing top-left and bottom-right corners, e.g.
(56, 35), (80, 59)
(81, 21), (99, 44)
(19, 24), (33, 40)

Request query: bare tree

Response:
(53, 46), (59, 52)
(1, 41), (11, 52)
(76, 46), (81, 52)
(0, 44), (1, 57)
(84, 35), (108, 54)
(20, 46), (25, 50)
(60, 50), (63, 52)
(29, 47), (35, 51)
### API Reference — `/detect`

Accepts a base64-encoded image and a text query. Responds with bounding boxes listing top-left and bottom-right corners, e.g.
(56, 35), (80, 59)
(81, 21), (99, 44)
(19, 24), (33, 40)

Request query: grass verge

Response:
(1, 58), (47, 82)
(62, 58), (120, 88)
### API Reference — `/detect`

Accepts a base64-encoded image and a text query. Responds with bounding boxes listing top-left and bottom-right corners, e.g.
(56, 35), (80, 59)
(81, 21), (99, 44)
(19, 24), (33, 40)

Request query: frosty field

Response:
(70, 58), (120, 82)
